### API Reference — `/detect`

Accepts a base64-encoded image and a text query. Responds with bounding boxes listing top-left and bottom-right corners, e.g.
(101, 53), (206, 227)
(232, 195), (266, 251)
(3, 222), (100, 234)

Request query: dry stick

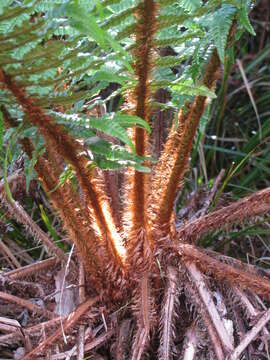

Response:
(0, 291), (53, 319)
(0, 73), (125, 274)
(51, 326), (95, 359)
(84, 329), (114, 352)
(185, 281), (225, 360)
(22, 296), (99, 360)
(233, 287), (268, 321)
(3, 257), (58, 280)
(3, 237), (34, 265)
(186, 262), (234, 352)
(179, 244), (270, 299)
(197, 168), (225, 218)
(59, 244), (74, 344)
(0, 316), (21, 333)
(0, 276), (45, 297)
(229, 308), (270, 360)
(177, 186), (270, 243)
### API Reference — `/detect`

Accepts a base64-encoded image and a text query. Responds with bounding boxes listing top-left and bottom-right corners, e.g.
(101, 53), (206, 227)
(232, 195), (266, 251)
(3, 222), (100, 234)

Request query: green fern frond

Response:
(102, 5), (137, 30)
(202, 4), (236, 62)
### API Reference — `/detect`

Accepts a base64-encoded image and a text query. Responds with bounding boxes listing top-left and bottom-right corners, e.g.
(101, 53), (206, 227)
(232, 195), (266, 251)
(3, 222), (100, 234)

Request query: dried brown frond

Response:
(0, 291), (53, 319)
(176, 186), (270, 243)
(3, 257), (58, 280)
(130, 272), (156, 359)
(0, 177), (67, 263)
(186, 262), (234, 353)
(185, 281), (225, 360)
(179, 244), (270, 298)
(22, 296), (99, 359)
(230, 308), (270, 360)
(158, 266), (180, 360)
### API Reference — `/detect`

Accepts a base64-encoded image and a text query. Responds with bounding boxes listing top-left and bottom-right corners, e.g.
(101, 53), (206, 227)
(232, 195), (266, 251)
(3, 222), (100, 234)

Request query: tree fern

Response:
(0, 1), (269, 359)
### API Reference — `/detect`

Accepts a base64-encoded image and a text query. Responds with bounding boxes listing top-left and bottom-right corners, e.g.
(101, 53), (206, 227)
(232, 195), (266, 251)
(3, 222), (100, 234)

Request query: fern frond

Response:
(124, 0), (158, 270)
(202, 4), (236, 63)
(176, 186), (270, 243)
(156, 31), (202, 47)
(102, 5), (137, 30)
(0, 70), (126, 270)
(1, 102), (125, 289)
(1, 105), (106, 282)
(0, 19), (45, 42)
(150, 49), (220, 235)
